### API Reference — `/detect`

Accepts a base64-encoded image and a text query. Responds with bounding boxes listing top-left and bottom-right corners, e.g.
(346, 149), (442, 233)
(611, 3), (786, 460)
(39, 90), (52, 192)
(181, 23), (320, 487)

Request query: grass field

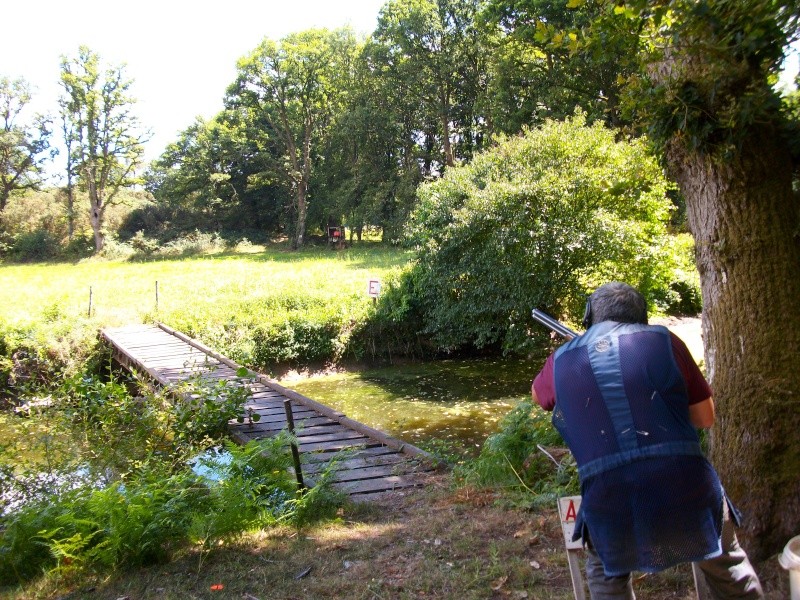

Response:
(0, 243), (414, 381)
(0, 244), (410, 327)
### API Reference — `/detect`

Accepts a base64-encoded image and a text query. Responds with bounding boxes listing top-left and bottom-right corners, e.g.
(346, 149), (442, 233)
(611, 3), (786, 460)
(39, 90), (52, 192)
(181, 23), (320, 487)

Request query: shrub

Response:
(171, 370), (254, 445)
(129, 230), (160, 255)
(7, 230), (62, 262)
(0, 415), (344, 584)
(160, 230), (224, 256)
(406, 112), (684, 354)
(251, 313), (342, 369)
(99, 237), (136, 260)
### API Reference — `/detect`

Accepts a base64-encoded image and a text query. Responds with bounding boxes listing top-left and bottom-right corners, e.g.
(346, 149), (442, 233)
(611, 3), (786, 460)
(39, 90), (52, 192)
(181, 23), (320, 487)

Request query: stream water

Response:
(279, 356), (542, 455)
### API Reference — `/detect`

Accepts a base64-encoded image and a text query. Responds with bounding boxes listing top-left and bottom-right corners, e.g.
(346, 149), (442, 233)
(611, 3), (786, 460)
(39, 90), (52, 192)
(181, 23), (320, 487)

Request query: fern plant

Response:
(456, 400), (579, 503)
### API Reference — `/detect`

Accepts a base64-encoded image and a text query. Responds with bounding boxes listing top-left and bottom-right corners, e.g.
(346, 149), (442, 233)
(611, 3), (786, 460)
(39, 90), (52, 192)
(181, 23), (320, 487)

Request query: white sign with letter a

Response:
(558, 495), (583, 550)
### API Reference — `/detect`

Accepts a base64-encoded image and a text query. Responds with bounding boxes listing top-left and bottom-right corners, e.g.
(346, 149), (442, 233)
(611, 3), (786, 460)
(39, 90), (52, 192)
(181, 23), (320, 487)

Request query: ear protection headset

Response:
(581, 296), (593, 329)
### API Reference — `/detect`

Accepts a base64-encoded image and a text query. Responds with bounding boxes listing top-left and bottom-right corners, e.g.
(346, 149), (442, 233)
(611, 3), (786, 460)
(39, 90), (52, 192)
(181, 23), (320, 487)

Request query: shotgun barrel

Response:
(531, 309), (578, 340)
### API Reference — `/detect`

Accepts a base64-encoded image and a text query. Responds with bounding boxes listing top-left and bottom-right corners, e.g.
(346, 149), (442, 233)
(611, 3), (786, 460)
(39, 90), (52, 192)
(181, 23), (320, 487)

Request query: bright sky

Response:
(2, 0), (386, 169)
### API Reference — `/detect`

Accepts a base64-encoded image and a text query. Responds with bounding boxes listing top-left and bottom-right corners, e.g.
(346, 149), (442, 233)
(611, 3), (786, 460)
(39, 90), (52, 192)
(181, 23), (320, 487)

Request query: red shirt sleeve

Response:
(669, 332), (712, 405)
(532, 352), (556, 411)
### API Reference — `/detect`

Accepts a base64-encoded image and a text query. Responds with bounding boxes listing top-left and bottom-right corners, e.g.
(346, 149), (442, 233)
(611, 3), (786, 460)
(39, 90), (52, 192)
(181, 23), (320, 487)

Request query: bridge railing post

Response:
(283, 399), (305, 489)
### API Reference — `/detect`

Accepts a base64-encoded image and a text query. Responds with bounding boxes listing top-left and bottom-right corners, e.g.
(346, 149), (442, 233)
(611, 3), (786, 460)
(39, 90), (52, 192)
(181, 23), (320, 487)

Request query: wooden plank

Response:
(332, 474), (423, 495)
(303, 451), (409, 474)
(140, 359), (223, 372)
(327, 464), (424, 482)
(249, 406), (317, 419)
(238, 416), (337, 433)
(301, 445), (401, 464)
(294, 428), (368, 445)
(135, 349), (216, 361)
(298, 438), (378, 453)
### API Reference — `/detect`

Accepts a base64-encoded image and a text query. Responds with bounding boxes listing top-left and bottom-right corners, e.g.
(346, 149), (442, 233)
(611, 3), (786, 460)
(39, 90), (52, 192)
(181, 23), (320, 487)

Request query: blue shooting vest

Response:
(553, 321), (725, 575)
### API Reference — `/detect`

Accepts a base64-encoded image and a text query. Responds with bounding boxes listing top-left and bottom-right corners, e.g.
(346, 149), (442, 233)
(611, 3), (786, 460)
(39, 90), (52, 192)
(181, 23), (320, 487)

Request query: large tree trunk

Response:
(90, 203), (105, 253)
(86, 174), (105, 253)
(666, 124), (800, 561)
(293, 184), (307, 250)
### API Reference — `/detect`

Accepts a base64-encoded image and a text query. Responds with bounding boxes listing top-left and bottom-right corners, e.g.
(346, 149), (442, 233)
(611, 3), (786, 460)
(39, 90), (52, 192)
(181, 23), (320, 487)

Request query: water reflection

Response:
(281, 356), (541, 453)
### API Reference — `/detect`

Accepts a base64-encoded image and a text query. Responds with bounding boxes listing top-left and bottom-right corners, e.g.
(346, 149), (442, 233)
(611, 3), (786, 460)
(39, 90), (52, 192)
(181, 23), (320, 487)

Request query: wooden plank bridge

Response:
(101, 323), (437, 501)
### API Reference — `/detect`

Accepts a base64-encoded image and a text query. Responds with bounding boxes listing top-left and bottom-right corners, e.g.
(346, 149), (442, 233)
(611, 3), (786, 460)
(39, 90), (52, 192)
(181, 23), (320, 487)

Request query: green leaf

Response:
(236, 367), (250, 378)
(565, 0), (585, 8)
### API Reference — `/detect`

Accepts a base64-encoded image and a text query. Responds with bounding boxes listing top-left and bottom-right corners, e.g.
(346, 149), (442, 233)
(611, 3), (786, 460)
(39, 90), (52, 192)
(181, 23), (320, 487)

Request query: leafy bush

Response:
(62, 233), (95, 259)
(160, 230), (225, 256)
(6, 230), (62, 262)
(350, 264), (429, 361)
(406, 113), (688, 354)
(172, 370), (255, 444)
(129, 230), (160, 255)
(99, 237), (136, 260)
(650, 233), (702, 314)
(0, 431), (344, 584)
(252, 317), (339, 367)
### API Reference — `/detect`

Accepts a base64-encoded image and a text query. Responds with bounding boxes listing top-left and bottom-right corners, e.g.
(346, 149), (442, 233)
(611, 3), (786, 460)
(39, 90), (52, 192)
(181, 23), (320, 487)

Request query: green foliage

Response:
(5, 229), (61, 261)
(0, 411), (344, 585)
(650, 233), (702, 315)
(589, 0), (799, 159)
(350, 264), (429, 361)
(252, 316), (340, 368)
(172, 373), (254, 445)
(284, 465), (347, 530)
(0, 76), (52, 212)
(59, 46), (147, 253)
(479, 0), (637, 130)
(406, 113), (685, 354)
(0, 465), (210, 583)
(231, 27), (361, 248)
(456, 400), (578, 504)
(188, 438), (294, 549)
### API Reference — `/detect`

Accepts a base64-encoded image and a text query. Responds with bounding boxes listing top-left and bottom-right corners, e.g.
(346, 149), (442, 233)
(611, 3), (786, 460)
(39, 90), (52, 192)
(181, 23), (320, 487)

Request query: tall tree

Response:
(371, 0), (488, 172)
(59, 47), (147, 253)
(581, 0), (800, 560)
(480, 0), (637, 131)
(0, 77), (51, 213)
(144, 112), (283, 234)
(231, 28), (359, 249)
(315, 47), (424, 242)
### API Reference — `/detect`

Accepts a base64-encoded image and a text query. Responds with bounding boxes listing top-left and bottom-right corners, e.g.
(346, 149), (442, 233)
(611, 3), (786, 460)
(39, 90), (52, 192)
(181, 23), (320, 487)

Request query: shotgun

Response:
(531, 309), (578, 340)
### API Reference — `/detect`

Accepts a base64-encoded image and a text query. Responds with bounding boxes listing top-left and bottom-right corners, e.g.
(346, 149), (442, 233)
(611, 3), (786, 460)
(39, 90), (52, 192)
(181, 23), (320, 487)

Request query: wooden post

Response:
(283, 399), (305, 489)
(692, 562), (712, 599)
(155, 280), (159, 311)
(88, 286), (93, 317)
(558, 496), (587, 600)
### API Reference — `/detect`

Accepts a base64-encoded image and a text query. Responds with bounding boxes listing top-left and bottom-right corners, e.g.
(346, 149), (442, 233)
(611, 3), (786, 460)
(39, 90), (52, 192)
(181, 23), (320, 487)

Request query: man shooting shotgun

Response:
(530, 283), (762, 600)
